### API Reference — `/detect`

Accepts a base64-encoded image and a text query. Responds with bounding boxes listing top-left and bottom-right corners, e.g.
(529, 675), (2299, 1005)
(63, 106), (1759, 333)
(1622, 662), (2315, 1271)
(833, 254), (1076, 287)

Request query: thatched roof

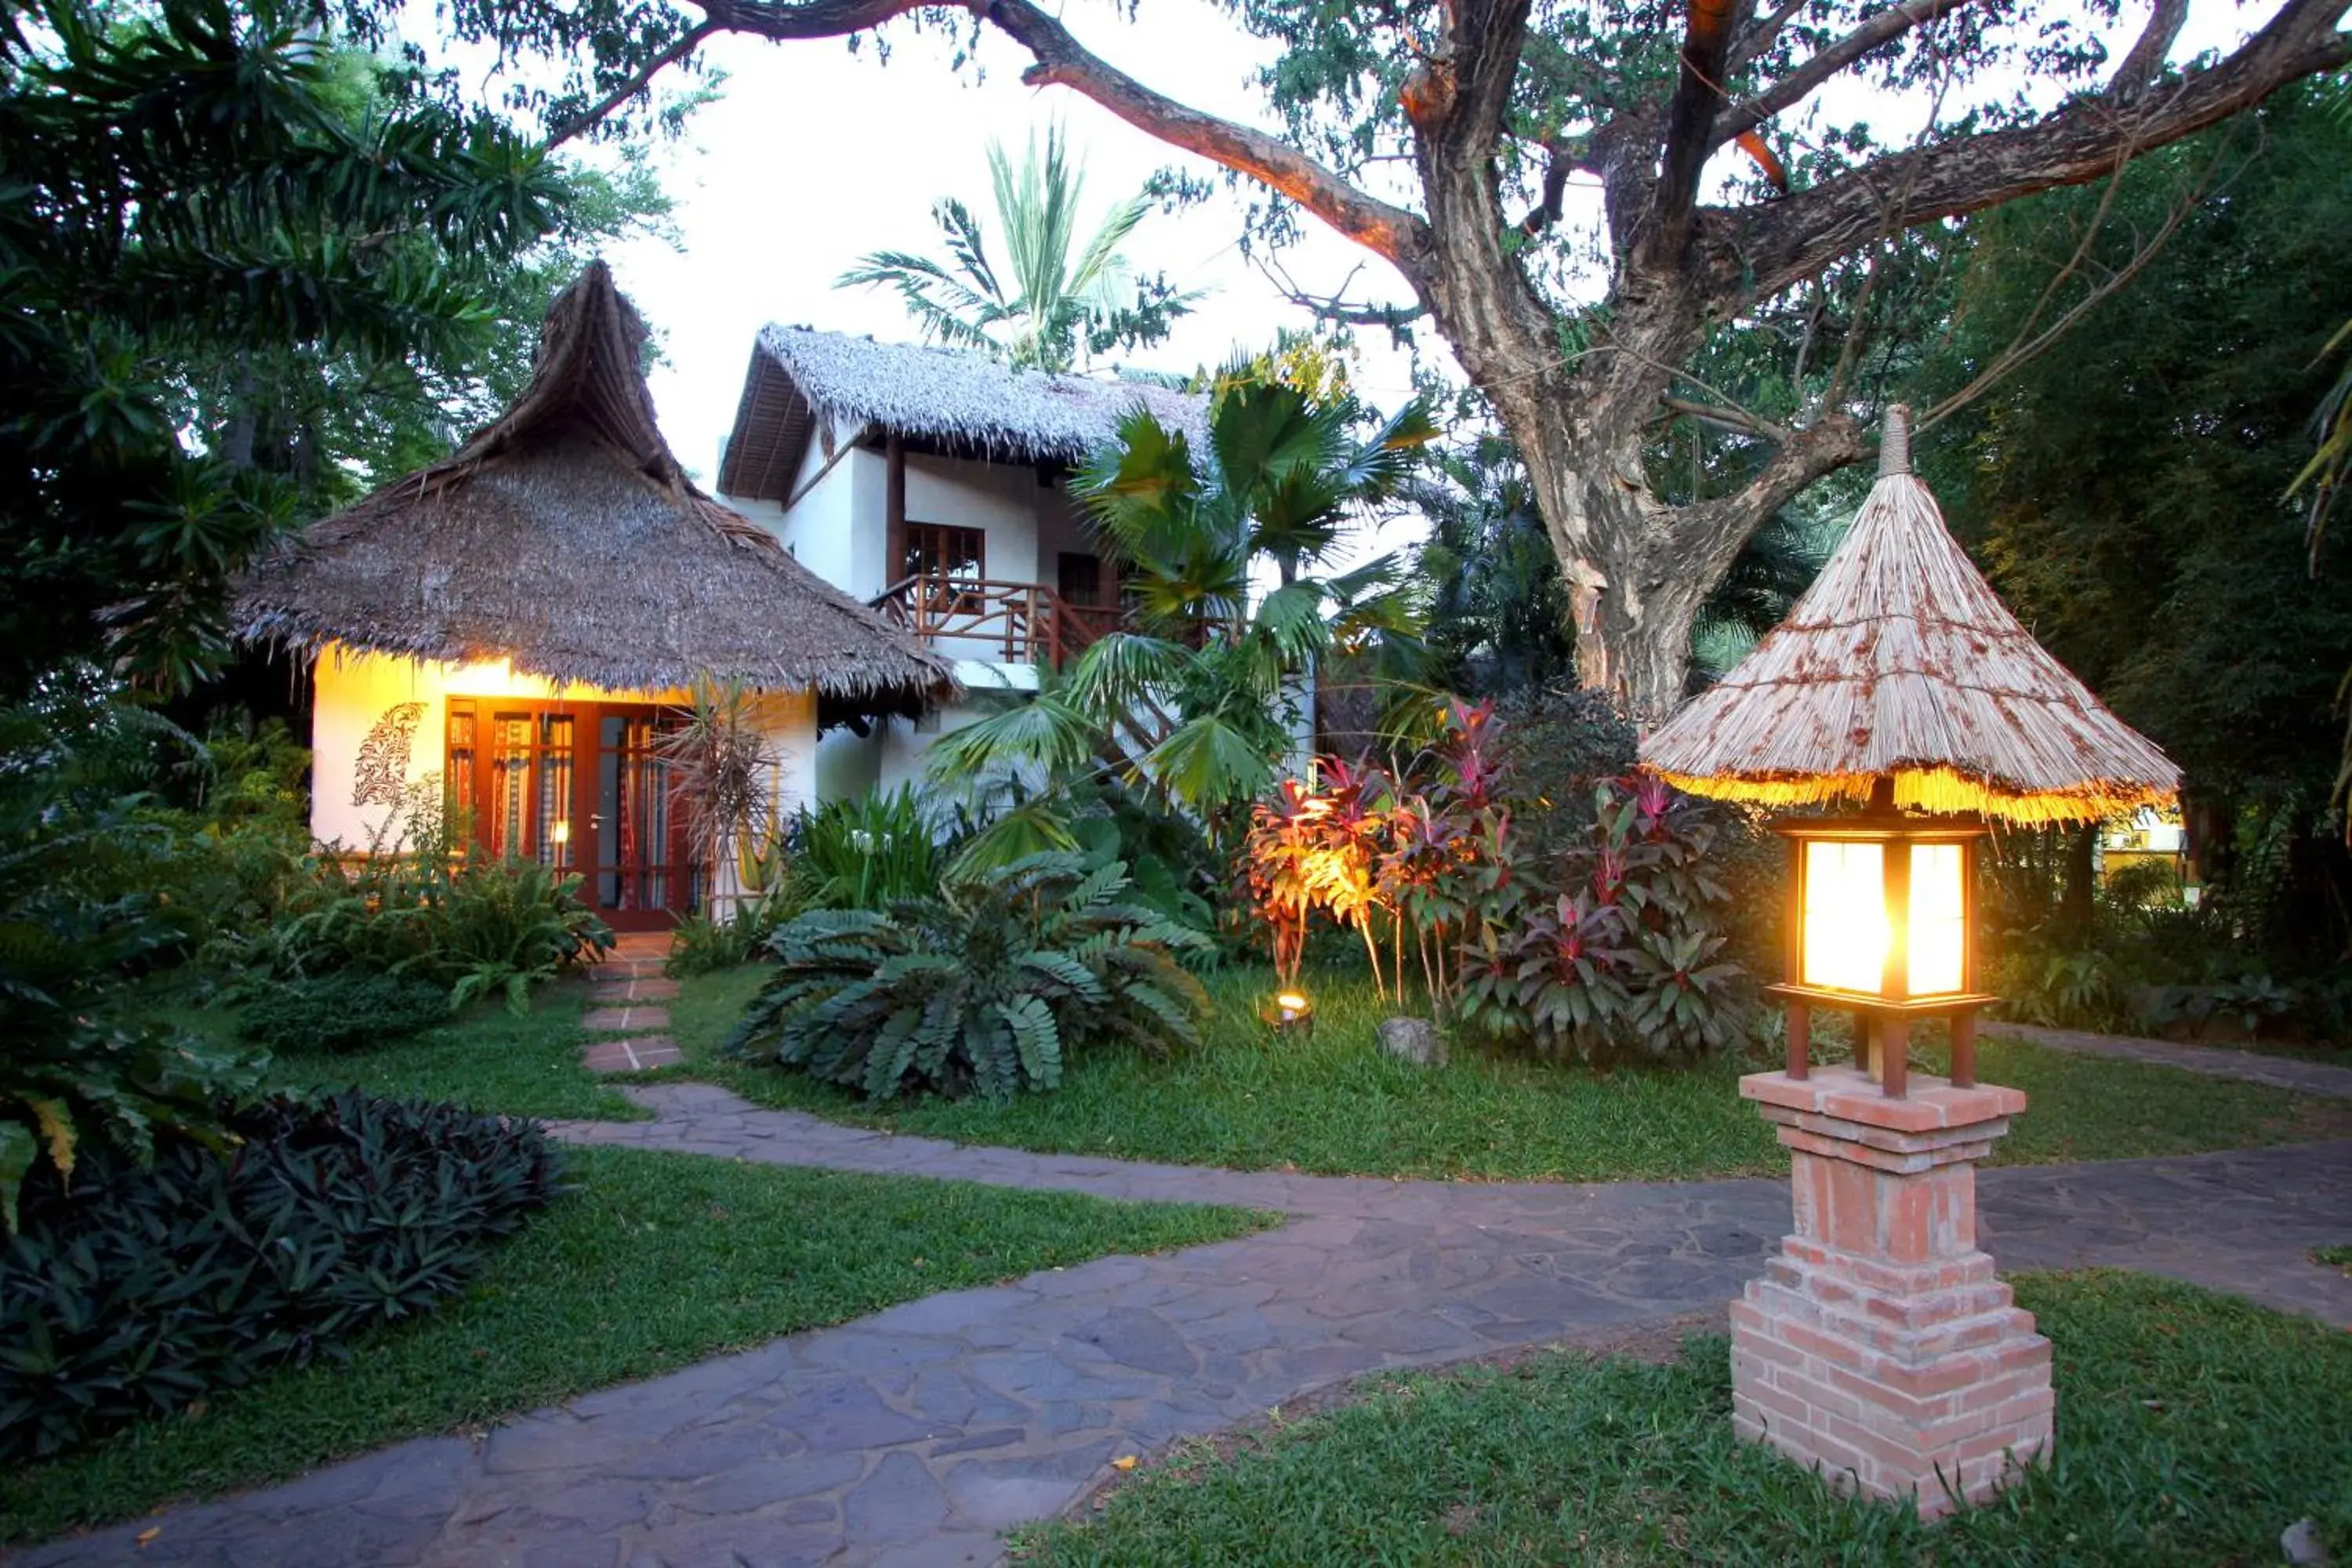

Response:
(719, 325), (1207, 502)
(236, 263), (958, 706)
(1641, 407), (2180, 826)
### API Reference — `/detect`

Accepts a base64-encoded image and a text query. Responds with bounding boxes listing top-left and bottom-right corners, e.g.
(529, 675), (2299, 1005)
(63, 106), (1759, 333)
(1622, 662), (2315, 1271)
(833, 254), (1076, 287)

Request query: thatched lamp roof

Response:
(236, 263), (958, 708)
(719, 325), (1207, 502)
(1641, 407), (2180, 825)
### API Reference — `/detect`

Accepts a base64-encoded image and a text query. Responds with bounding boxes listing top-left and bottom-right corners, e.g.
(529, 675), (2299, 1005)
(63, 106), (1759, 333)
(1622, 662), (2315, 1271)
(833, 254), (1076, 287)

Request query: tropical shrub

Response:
(1237, 702), (1756, 1063)
(237, 971), (452, 1054)
(0, 1090), (561, 1460)
(731, 854), (1210, 1101)
(232, 792), (611, 1011)
(0, 691), (255, 1228)
(790, 784), (947, 912)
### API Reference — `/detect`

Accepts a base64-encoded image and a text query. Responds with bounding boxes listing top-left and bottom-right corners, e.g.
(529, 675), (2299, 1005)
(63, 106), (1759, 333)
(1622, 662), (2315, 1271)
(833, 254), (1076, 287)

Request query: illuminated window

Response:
(1802, 840), (1888, 993)
(1907, 843), (1965, 996)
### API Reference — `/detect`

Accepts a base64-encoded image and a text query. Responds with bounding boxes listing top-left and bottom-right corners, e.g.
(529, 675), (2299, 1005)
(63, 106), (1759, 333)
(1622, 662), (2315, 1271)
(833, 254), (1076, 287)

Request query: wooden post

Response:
(1880, 837), (1911, 1098)
(1951, 1010), (1978, 1088)
(1785, 1000), (1810, 1080)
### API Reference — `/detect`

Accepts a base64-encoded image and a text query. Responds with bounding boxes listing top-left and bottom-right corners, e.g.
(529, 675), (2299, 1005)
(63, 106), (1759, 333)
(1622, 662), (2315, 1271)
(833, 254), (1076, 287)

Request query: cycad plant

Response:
(728, 854), (1209, 1102)
(928, 362), (1436, 847)
(837, 125), (1193, 373)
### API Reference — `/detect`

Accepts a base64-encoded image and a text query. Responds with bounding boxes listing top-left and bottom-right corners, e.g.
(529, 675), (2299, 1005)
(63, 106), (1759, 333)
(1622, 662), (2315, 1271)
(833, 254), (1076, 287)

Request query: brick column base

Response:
(1732, 1067), (2053, 1519)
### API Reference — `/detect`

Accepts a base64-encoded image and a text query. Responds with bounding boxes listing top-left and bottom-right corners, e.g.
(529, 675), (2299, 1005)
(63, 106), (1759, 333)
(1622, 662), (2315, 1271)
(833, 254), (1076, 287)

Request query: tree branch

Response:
(546, 20), (717, 147)
(975, 0), (1434, 269)
(2111, 0), (2193, 93)
(1715, 0), (1989, 149)
(1730, 0), (2352, 302)
(1654, 0), (1747, 243)
(1515, 139), (1582, 236)
(1726, 0), (1809, 75)
(1254, 255), (1430, 332)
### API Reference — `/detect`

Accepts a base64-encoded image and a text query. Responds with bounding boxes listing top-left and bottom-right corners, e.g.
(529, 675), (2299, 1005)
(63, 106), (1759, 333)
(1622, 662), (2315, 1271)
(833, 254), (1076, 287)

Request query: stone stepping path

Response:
(1994, 1022), (2352, 1100)
(580, 935), (682, 1074)
(25, 1080), (2352, 1568)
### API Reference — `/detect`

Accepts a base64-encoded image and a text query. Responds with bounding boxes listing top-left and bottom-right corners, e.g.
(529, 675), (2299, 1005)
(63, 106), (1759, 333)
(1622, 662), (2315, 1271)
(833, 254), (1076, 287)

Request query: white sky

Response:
(524, 2), (2278, 496)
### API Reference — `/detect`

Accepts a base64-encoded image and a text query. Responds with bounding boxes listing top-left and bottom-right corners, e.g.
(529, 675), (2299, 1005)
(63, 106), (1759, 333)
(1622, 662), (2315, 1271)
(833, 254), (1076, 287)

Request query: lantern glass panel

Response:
(1907, 843), (1965, 996)
(1802, 840), (1887, 993)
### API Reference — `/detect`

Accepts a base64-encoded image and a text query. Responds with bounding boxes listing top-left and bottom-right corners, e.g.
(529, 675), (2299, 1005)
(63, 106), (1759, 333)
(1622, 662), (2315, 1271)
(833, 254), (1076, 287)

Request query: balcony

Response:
(869, 575), (1125, 666)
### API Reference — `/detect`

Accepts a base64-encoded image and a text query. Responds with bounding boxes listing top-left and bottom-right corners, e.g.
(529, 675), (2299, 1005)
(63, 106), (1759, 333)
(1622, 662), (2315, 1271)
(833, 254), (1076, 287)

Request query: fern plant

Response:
(728, 854), (1210, 1102)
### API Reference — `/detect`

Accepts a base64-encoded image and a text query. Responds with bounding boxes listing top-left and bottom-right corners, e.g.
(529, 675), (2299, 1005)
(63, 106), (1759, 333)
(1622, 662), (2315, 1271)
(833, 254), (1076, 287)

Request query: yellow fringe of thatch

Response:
(1650, 766), (2176, 826)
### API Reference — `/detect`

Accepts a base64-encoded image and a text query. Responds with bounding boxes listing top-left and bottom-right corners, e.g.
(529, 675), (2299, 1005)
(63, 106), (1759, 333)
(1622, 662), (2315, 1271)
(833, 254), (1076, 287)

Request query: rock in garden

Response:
(1377, 1017), (1447, 1068)
(2281, 1518), (2328, 1567)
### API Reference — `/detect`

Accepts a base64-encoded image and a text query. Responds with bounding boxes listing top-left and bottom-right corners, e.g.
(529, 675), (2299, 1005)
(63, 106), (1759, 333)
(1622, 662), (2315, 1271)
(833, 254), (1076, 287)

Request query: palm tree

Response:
(927, 361), (1435, 852)
(837, 125), (1193, 373)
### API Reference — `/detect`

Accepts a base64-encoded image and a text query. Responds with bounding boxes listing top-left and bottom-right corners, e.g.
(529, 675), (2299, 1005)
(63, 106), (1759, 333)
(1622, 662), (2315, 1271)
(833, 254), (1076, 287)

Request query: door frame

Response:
(445, 695), (694, 932)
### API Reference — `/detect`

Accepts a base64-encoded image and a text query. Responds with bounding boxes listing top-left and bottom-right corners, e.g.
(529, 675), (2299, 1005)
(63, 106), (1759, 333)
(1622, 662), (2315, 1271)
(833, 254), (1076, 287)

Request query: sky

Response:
(500, 2), (2280, 496)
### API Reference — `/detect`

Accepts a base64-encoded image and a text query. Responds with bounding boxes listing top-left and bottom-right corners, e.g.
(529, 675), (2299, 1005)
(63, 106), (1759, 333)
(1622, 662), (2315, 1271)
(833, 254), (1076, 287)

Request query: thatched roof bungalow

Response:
(237, 263), (956, 925)
(1642, 407), (2179, 826)
(717, 325), (1207, 503)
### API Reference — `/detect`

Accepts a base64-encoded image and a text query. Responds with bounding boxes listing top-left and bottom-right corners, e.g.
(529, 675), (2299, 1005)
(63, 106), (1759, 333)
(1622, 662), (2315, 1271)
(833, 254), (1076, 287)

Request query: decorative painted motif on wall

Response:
(352, 701), (426, 808)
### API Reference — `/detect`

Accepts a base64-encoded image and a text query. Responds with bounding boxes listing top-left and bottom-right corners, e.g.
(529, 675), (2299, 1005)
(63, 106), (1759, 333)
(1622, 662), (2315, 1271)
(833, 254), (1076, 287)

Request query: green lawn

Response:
(1018, 1271), (2352, 1566)
(158, 973), (650, 1120)
(2318, 1244), (2352, 1276)
(675, 964), (2352, 1182)
(3, 1145), (1273, 1545)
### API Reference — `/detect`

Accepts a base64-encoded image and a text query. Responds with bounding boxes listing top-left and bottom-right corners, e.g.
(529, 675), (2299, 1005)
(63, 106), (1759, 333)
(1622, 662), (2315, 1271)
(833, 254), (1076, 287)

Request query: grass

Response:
(675, 964), (2352, 1183)
(2318, 1244), (2352, 1276)
(156, 973), (649, 1121)
(1018, 1271), (2352, 1566)
(3, 1144), (1274, 1546)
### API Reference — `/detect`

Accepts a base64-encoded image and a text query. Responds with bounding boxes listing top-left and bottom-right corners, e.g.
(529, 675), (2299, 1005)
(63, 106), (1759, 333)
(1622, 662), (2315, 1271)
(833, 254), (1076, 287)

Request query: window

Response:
(1058, 550), (1104, 606)
(904, 522), (985, 582)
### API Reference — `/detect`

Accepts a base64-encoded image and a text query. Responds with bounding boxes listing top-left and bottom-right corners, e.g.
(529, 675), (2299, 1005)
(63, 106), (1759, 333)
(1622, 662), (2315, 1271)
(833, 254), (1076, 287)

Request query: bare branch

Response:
(1729, 0), (2352, 303)
(1515, 139), (1581, 236)
(1254, 254), (1430, 331)
(546, 20), (716, 147)
(1715, 0), (1989, 149)
(974, 0), (1434, 269)
(1654, 0), (1747, 242)
(1660, 394), (1791, 441)
(1727, 0), (1809, 75)
(2111, 0), (2192, 93)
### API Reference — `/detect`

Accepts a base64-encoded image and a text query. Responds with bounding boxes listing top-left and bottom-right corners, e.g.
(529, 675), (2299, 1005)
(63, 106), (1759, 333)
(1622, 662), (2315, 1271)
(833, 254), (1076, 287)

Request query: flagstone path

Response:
(1991, 1022), (2352, 1100)
(23, 1076), (2352, 1568)
(580, 934), (683, 1073)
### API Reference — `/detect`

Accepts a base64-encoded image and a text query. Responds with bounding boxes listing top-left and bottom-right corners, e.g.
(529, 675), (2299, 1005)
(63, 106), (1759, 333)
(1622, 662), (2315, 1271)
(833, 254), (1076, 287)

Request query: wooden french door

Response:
(445, 699), (697, 931)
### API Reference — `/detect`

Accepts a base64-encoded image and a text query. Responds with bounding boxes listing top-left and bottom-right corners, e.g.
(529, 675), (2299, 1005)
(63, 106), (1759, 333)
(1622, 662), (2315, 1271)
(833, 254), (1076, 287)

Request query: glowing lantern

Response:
(1770, 786), (1997, 1096)
(1259, 989), (1316, 1037)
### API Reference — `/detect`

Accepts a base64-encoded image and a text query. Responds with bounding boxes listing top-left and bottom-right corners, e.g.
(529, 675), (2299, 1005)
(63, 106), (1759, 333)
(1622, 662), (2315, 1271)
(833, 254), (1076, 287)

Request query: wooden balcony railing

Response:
(869, 575), (1124, 666)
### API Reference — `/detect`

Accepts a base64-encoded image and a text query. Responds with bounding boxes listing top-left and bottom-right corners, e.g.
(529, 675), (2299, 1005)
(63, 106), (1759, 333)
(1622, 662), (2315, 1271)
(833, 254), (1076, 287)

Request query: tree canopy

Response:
(0, 0), (673, 696)
(347, 0), (2352, 711)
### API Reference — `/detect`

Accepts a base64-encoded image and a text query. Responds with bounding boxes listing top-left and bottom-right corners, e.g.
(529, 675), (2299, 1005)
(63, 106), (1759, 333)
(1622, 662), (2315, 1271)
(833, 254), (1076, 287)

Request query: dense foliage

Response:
(731, 854), (1210, 1102)
(1921, 84), (2352, 1000)
(0, 687), (258, 1227)
(929, 359), (1432, 845)
(0, 1090), (561, 1461)
(1240, 702), (1756, 1063)
(0, 0), (674, 695)
(237, 971), (456, 1054)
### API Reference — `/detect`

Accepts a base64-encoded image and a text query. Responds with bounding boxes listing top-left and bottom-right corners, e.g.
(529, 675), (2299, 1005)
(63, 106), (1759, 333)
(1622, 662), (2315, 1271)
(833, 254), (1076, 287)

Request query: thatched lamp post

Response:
(1641, 405), (2179, 1518)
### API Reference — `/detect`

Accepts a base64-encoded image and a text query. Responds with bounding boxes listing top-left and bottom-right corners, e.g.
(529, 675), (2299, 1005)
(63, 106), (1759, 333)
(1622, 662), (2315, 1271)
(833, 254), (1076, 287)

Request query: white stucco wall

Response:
(308, 647), (818, 879)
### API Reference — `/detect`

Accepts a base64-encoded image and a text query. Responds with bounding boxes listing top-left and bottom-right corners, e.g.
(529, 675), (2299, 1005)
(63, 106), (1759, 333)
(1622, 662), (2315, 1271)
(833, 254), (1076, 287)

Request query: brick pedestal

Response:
(1731, 1068), (2053, 1518)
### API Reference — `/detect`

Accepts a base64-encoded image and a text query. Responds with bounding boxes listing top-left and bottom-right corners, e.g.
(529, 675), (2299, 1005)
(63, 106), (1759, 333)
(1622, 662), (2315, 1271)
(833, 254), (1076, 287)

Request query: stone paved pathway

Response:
(580, 935), (682, 1073)
(24, 1082), (2352, 1568)
(1994, 1022), (2352, 1100)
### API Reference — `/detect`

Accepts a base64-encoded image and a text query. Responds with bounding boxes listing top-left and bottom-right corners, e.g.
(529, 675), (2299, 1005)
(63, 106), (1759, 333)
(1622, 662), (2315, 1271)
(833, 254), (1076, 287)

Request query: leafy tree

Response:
(0, 0), (662, 696)
(837, 125), (1194, 372)
(390, 0), (2351, 713)
(1917, 83), (2352, 967)
(928, 364), (1434, 844)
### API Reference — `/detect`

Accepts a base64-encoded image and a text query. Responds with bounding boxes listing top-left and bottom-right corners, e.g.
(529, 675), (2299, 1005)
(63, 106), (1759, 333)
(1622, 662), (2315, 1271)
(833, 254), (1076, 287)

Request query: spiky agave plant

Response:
(728, 853), (1209, 1102)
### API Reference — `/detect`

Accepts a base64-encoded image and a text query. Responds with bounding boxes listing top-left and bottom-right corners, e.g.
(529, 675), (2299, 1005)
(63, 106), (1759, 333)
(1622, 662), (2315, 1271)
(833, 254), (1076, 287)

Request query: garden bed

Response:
(677, 965), (2352, 1183)
(1015, 1271), (2352, 1566)
(2, 1145), (1272, 1545)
